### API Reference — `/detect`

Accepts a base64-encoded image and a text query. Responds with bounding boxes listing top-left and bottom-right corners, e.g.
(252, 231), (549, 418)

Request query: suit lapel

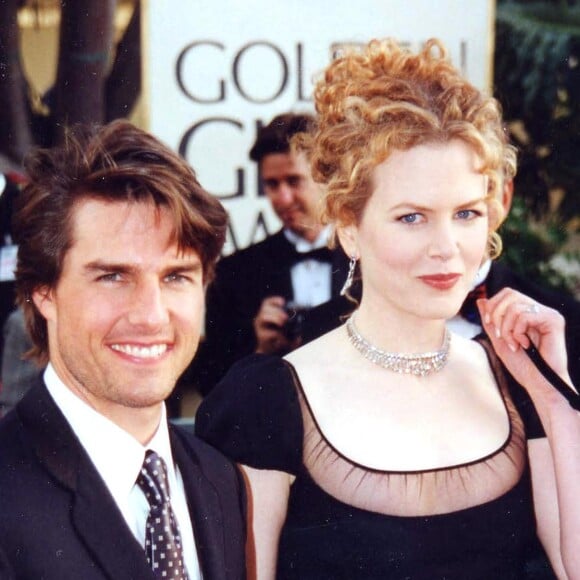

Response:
(265, 231), (296, 300)
(17, 383), (154, 580)
(485, 262), (513, 297)
(330, 245), (349, 297)
(72, 466), (155, 580)
(17, 381), (82, 490)
(170, 427), (226, 580)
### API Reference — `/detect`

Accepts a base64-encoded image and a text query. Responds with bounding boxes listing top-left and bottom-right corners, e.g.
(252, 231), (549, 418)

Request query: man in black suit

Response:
(187, 113), (348, 394)
(0, 120), (246, 579)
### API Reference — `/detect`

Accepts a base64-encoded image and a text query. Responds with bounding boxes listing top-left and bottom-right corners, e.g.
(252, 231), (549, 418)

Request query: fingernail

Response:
(484, 313), (490, 324)
(508, 343), (517, 352)
(495, 327), (501, 339)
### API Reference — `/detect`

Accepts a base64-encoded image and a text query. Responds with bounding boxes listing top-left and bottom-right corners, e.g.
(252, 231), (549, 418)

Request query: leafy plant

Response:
(495, 0), (580, 296)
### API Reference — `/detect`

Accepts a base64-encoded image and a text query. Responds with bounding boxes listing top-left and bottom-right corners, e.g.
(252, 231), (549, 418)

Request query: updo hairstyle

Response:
(302, 38), (516, 258)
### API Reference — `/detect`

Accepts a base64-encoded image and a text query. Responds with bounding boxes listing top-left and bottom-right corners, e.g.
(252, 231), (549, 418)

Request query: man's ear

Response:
(32, 286), (56, 322)
(336, 222), (359, 259)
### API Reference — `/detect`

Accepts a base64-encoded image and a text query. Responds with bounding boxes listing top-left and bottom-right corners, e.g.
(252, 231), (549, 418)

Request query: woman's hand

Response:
(477, 287), (573, 402)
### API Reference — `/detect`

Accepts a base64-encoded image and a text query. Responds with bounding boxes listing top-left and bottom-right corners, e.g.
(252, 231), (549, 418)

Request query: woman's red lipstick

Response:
(419, 273), (461, 290)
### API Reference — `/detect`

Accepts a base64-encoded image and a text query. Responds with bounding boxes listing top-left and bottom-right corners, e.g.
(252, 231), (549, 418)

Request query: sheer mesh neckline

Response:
(280, 347), (527, 517)
(283, 360), (513, 475)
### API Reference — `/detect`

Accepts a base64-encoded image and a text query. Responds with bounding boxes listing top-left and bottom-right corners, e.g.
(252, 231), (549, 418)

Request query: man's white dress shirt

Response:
(446, 260), (492, 338)
(285, 226), (333, 308)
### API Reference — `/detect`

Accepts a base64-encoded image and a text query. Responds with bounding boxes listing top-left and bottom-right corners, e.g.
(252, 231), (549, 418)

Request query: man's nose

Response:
(127, 280), (170, 328)
(273, 182), (295, 206)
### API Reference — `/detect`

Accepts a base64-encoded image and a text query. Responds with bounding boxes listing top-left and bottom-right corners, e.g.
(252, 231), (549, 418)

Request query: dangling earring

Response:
(340, 256), (358, 296)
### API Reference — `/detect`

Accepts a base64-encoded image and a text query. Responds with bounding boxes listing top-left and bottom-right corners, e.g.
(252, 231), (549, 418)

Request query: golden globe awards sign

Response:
(142, 0), (493, 253)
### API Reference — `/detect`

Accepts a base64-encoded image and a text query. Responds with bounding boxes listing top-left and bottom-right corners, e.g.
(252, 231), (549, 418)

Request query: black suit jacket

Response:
(181, 230), (348, 395)
(0, 381), (246, 579)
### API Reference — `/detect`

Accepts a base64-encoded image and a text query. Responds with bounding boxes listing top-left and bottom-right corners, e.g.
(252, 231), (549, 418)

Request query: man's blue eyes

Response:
(166, 273), (191, 283)
(96, 273), (192, 283)
(98, 273), (121, 282)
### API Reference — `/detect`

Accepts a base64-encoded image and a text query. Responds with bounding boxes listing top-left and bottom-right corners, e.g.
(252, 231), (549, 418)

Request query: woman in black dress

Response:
(196, 38), (580, 579)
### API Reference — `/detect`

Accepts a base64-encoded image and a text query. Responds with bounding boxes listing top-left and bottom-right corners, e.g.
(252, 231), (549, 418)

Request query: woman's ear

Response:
(336, 222), (359, 259)
(501, 177), (514, 215)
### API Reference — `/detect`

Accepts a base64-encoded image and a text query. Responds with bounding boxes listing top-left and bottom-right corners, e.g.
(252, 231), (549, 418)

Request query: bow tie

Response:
(291, 247), (333, 265)
(459, 282), (487, 324)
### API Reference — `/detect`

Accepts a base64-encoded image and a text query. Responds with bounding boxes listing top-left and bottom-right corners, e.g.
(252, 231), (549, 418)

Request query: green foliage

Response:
(495, 0), (580, 296)
(499, 198), (579, 294)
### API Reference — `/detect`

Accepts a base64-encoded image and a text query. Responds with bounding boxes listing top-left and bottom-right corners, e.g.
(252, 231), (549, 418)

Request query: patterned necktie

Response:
(136, 450), (189, 579)
(459, 282), (487, 324)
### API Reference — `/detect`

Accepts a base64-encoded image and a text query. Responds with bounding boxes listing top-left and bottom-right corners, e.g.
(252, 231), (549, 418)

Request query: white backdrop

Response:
(142, 0), (495, 253)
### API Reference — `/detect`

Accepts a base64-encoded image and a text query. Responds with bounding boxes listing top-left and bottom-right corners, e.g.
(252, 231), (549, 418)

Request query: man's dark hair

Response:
(13, 119), (228, 364)
(249, 112), (315, 163)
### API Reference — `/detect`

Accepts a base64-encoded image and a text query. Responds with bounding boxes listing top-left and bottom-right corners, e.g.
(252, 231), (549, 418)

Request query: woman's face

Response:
(338, 139), (489, 322)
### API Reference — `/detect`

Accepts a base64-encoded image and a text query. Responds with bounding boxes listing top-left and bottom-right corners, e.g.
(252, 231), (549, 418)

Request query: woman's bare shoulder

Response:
(286, 326), (349, 367)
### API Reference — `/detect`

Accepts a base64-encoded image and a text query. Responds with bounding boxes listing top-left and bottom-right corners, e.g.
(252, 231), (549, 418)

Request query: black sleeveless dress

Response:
(196, 341), (547, 579)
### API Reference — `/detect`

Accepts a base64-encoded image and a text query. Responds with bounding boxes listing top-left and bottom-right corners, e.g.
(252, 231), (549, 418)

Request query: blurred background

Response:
(1, 0), (578, 297)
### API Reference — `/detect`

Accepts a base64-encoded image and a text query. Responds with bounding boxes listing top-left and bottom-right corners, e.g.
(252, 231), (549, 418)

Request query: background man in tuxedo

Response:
(0, 120), (246, 579)
(186, 112), (348, 395)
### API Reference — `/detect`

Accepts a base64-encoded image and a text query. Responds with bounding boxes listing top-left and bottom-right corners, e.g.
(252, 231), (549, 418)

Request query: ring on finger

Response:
(524, 303), (540, 314)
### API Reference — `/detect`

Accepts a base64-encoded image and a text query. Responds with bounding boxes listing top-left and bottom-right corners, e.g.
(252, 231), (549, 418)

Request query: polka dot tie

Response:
(136, 450), (189, 579)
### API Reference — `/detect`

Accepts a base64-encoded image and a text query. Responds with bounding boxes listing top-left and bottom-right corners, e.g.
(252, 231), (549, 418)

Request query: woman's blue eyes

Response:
(456, 209), (477, 220)
(400, 213), (421, 224)
(398, 209), (481, 224)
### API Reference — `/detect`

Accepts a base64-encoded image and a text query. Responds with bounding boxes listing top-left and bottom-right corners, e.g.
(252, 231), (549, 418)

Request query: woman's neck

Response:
(353, 299), (448, 354)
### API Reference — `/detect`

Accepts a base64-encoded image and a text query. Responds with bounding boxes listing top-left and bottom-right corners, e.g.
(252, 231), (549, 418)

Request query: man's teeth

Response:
(111, 344), (167, 358)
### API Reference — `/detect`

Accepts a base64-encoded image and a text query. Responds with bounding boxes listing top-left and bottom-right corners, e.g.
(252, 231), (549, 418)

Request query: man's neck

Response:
(299, 227), (324, 243)
(284, 225), (330, 249)
(44, 363), (164, 445)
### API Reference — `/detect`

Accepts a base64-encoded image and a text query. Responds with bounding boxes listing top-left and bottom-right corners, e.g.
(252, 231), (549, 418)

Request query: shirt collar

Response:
(472, 259), (492, 289)
(43, 363), (175, 505)
(283, 225), (331, 253)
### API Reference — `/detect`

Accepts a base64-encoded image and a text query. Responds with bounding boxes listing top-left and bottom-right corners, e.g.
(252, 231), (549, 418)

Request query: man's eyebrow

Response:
(83, 259), (203, 275)
(83, 261), (133, 274)
(162, 261), (203, 275)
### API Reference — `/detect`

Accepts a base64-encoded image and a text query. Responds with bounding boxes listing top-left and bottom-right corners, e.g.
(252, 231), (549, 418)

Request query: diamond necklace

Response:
(345, 316), (451, 376)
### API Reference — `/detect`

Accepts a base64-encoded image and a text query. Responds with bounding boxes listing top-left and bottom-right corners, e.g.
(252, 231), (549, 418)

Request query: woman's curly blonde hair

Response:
(298, 38), (516, 259)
